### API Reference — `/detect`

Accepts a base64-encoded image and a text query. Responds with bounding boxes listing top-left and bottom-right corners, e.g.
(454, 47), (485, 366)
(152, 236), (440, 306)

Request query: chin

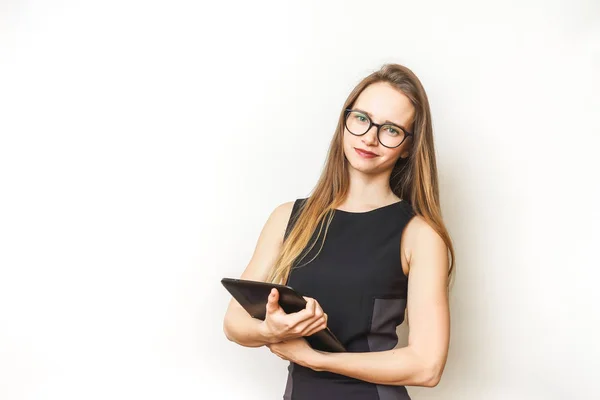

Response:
(347, 157), (381, 174)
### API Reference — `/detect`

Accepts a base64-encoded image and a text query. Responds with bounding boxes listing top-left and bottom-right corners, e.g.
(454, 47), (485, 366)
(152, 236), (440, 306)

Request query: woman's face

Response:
(343, 81), (415, 174)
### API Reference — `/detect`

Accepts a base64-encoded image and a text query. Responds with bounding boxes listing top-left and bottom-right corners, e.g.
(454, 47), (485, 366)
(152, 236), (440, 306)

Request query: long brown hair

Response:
(265, 63), (455, 290)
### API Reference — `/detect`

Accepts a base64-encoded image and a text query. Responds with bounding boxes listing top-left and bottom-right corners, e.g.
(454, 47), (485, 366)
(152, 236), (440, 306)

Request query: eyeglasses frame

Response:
(344, 108), (414, 149)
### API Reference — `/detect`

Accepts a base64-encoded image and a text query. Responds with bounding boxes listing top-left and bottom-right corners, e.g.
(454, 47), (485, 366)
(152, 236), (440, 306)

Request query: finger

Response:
(302, 315), (328, 336)
(287, 305), (315, 328)
(290, 315), (319, 335)
(312, 302), (324, 319)
(301, 296), (315, 312)
(306, 297), (316, 314)
(290, 308), (325, 336)
(303, 298), (325, 322)
(297, 300), (323, 328)
(265, 288), (280, 314)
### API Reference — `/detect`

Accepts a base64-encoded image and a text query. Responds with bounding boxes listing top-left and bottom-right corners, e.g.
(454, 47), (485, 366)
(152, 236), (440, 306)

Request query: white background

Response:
(1, 0), (599, 399)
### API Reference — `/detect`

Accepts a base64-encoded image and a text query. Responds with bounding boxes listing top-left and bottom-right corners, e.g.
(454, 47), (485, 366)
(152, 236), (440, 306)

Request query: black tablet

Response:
(221, 277), (346, 353)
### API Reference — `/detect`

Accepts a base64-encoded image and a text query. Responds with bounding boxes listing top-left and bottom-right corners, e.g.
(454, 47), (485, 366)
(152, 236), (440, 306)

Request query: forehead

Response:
(353, 82), (414, 127)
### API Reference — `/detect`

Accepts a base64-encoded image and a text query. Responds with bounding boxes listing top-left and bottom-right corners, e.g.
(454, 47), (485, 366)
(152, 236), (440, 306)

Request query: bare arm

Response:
(309, 216), (451, 387)
(222, 201), (294, 347)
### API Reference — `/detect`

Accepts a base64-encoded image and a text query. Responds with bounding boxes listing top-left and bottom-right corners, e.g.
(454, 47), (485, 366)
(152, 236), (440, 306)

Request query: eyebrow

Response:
(355, 108), (407, 130)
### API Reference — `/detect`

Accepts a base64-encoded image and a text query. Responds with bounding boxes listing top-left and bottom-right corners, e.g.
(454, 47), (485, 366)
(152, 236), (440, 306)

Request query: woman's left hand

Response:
(267, 338), (324, 371)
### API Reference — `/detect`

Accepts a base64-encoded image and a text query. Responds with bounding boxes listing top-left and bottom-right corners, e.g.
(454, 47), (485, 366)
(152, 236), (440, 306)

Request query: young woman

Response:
(223, 63), (454, 400)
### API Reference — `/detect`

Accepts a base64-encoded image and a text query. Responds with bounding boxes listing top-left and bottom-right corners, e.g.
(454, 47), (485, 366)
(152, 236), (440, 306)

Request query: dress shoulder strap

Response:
(283, 198), (308, 241)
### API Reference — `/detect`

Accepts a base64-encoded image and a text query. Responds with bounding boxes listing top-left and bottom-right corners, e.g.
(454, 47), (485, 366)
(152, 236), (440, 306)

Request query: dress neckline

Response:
(333, 199), (404, 215)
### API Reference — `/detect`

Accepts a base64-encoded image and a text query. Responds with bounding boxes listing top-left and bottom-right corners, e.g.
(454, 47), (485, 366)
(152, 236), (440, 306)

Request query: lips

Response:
(354, 147), (378, 157)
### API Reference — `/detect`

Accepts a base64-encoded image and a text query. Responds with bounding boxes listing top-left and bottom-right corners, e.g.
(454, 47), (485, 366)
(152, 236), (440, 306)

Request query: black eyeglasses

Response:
(344, 108), (413, 148)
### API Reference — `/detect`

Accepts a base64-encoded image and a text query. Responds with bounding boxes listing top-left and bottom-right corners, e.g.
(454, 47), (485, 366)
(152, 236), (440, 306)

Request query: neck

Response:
(343, 165), (399, 208)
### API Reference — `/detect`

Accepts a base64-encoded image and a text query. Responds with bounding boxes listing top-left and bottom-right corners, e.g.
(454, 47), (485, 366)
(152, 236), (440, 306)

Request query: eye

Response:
(384, 126), (400, 135)
(353, 113), (368, 123)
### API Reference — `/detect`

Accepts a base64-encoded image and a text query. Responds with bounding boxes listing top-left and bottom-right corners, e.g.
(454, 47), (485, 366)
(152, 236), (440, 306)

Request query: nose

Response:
(361, 125), (379, 146)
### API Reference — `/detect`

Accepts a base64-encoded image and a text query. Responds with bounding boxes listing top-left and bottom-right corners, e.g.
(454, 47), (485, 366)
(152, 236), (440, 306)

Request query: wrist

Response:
(258, 322), (278, 344)
(308, 350), (331, 371)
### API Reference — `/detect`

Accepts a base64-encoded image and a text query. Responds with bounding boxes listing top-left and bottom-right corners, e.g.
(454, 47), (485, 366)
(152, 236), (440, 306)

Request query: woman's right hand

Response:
(261, 288), (328, 343)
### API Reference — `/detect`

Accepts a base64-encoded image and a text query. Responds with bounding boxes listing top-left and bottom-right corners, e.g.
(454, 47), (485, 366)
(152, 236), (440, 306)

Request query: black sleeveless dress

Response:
(282, 197), (416, 400)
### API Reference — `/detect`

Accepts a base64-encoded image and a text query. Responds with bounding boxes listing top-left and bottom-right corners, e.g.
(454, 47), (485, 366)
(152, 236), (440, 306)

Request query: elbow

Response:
(419, 363), (443, 387)
(222, 317), (235, 342)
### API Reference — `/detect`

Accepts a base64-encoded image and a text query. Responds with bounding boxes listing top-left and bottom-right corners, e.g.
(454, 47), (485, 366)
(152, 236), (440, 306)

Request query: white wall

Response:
(1, 0), (598, 399)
